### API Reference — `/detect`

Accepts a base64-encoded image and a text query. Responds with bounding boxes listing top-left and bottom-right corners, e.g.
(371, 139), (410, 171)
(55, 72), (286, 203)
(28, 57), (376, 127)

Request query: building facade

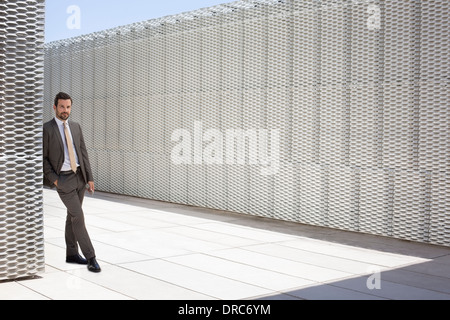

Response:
(43, 0), (449, 247)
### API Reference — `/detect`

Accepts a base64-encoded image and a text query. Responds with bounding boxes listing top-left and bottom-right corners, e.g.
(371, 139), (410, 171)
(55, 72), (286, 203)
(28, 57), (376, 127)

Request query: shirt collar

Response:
(54, 117), (68, 126)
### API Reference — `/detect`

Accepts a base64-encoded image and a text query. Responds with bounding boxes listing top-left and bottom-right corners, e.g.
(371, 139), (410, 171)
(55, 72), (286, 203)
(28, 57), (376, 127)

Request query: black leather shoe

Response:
(66, 254), (88, 265)
(87, 257), (101, 273)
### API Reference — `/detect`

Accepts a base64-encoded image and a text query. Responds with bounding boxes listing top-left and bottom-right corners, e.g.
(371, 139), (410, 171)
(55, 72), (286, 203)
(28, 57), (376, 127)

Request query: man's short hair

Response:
(54, 92), (72, 107)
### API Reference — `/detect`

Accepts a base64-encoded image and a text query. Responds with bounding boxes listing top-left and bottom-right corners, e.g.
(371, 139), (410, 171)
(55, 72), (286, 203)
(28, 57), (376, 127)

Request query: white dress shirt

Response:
(54, 117), (80, 171)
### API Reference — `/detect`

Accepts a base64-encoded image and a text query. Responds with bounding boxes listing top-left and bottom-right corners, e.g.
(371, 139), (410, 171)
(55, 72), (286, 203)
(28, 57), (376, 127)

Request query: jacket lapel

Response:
(70, 122), (81, 153)
(51, 118), (64, 153)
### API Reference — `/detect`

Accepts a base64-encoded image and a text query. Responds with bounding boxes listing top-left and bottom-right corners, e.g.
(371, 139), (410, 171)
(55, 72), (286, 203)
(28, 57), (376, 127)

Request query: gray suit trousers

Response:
(56, 169), (95, 260)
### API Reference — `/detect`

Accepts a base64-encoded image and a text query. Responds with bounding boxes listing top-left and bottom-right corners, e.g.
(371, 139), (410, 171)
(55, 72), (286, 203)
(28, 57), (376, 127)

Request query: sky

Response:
(44, 0), (236, 43)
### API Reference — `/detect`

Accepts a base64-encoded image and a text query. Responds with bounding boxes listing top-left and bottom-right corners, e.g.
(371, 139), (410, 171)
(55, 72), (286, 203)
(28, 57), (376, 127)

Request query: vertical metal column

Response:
(0, 0), (46, 280)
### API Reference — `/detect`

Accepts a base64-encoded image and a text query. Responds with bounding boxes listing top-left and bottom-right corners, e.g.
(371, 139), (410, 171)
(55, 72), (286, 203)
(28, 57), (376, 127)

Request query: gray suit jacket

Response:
(43, 118), (94, 188)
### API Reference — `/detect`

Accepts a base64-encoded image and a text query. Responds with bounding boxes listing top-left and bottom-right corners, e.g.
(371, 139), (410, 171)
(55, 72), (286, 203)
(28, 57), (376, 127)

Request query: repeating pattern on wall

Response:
(0, 0), (46, 280)
(44, 0), (449, 246)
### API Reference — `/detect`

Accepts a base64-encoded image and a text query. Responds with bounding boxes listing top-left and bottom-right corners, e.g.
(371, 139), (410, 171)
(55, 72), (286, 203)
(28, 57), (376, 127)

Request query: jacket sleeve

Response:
(78, 124), (94, 182)
(42, 124), (58, 186)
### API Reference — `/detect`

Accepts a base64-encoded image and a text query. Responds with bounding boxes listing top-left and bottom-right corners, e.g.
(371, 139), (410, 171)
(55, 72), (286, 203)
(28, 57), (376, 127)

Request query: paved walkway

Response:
(1, 188), (450, 300)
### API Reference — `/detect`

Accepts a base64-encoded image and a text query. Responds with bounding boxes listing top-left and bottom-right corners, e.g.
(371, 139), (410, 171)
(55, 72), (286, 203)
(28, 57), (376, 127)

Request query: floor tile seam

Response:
(11, 268), (129, 300)
(85, 192), (169, 205)
(44, 239), (66, 249)
(88, 212), (227, 230)
(56, 268), (138, 300)
(86, 238), (161, 260)
(141, 253), (279, 293)
(16, 281), (53, 300)
(244, 278), (389, 301)
(88, 224), (151, 233)
(86, 198), (202, 213)
(236, 245), (382, 277)
(191, 219), (308, 237)
(96, 203), (198, 212)
(388, 260), (450, 274)
(43, 202), (66, 213)
(125, 206), (283, 226)
(377, 266), (450, 295)
(203, 247), (330, 279)
(430, 252), (450, 261)
(89, 207), (173, 214)
(86, 209), (161, 216)
(400, 264), (450, 281)
(275, 236), (433, 256)
(279, 273), (422, 300)
(44, 235), (235, 264)
(159, 251), (321, 292)
(102, 225), (288, 249)
(172, 224), (302, 244)
(42, 211), (66, 218)
(44, 238), (159, 265)
(89, 231), (234, 255)
(43, 225), (65, 235)
(116, 262), (219, 299)
(109, 221), (218, 232)
(85, 211), (152, 217)
(158, 223), (261, 239)
(270, 243), (423, 268)
(142, 225), (283, 247)
(89, 191), (209, 207)
(270, 241), (432, 268)
(43, 193), (184, 213)
(325, 270), (450, 299)
(274, 278), (390, 300)
(82, 213), (160, 232)
(319, 272), (391, 292)
(150, 218), (248, 228)
(376, 259), (450, 280)
(42, 261), (89, 274)
(245, 291), (306, 300)
(330, 241), (450, 260)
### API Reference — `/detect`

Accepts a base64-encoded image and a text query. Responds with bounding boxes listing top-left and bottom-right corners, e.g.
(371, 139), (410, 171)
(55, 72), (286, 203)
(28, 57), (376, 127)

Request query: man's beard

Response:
(58, 112), (69, 120)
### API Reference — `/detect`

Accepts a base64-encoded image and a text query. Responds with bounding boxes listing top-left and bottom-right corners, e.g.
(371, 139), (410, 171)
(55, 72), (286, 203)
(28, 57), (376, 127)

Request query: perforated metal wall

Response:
(43, 0), (449, 246)
(0, 0), (46, 280)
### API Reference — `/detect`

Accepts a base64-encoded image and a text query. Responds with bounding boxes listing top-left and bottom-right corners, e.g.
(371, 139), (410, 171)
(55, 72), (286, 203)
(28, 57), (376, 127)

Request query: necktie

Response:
(63, 121), (78, 173)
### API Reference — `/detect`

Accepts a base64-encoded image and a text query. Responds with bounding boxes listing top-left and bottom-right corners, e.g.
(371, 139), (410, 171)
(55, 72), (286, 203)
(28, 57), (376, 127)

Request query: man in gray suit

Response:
(43, 92), (101, 273)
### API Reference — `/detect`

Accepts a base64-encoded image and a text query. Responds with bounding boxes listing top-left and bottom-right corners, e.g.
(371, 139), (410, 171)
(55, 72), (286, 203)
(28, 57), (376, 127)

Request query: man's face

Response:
(54, 99), (72, 121)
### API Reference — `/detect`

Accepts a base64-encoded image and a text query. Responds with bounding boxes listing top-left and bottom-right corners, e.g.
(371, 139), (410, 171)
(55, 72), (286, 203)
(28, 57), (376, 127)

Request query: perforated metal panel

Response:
(44, 0), (450, 246)
(0, 0), (46, 280)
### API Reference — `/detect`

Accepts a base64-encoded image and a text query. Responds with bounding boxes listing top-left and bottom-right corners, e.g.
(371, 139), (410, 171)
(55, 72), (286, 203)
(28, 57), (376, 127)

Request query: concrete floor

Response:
(1, 188), (450, 300)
